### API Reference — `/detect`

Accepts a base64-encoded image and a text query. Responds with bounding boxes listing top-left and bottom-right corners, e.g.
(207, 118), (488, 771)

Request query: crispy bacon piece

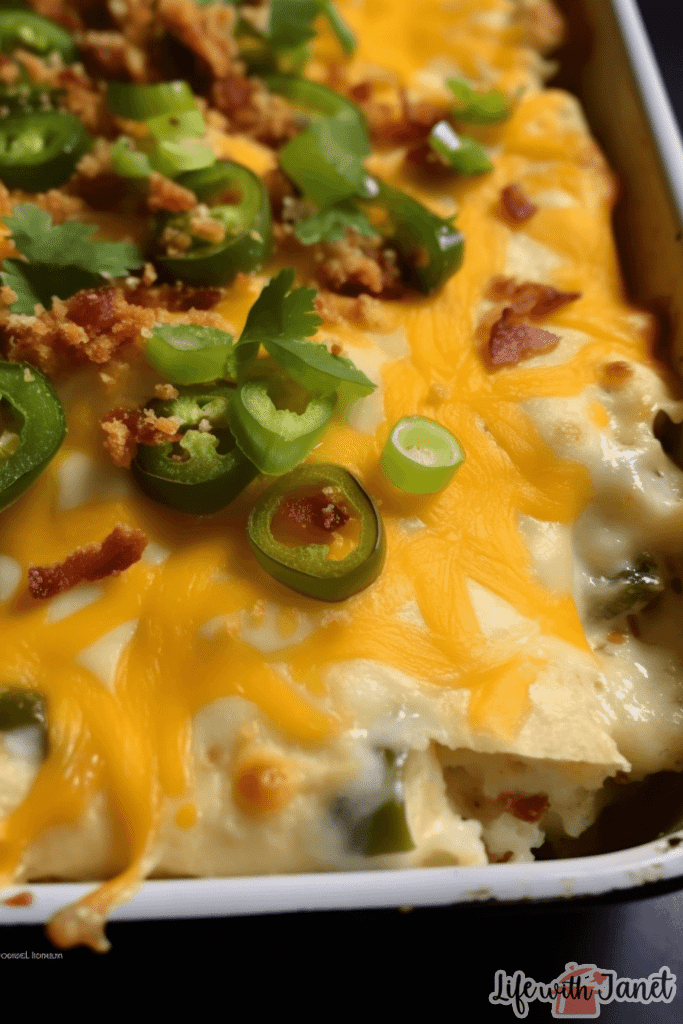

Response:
(123, 283), (223, 312)
(28, 525), (147, 601)
(101, 407), (182, 468)
(488, 277), (581, 317)
(499, 183), (538, 224)
(486, 307), (560, 367)
(67, 288), (119, 333)
(274, 491), (350, 544)
(499, 792), (549, 823)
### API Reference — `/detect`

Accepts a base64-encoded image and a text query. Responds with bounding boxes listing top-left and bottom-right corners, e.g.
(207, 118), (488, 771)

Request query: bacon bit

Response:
(499, 792), (549, 823)
(607, 630), (626, 644)
(28, 525), (147, 601)
(3, 890), (34, 907)
(123, 283), (223, 312)
(101, 407), (182, 468)
(155, 383), (179, 401)
(499, 183), (538, 225)
(488, 850), (513, 864)
(485, 308), (560, 367)
(487, 277), (581, 317)
(158, 0), (241, 79)
(67, 288), (119, 333)
(274, 491), (350, 544)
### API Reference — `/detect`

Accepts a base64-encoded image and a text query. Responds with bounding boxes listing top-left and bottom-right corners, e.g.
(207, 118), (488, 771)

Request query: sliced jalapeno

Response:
(228, 378), (335, 475)
(132, 385), (258, 515)
(247, 463), (385, 601)
(0, 360), (66, 513)
(153, 160), (273, 285)
(0, 10), (77, 62)
(361, 178), (464, 293)
(0, 112), (91, 192)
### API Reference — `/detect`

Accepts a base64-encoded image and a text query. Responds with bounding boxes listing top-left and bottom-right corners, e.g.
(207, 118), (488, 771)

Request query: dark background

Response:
(2, 2), (683, 1014)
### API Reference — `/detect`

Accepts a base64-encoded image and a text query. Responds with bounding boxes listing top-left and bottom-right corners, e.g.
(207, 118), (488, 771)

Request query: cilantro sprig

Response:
(1, 203), (144, 315)
(236, 268), (375, 397)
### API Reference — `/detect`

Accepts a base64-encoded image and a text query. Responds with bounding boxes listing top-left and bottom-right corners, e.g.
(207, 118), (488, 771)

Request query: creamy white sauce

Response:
(76, 619), (139, 691)
(0, 555), (22, 602)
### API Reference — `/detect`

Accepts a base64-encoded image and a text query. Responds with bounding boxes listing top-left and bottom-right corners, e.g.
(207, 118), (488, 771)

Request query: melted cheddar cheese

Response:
(2, 0), (683, 951)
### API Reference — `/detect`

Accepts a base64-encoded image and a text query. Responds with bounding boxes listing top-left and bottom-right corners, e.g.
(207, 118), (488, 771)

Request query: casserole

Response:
(2, 0), (683, 949)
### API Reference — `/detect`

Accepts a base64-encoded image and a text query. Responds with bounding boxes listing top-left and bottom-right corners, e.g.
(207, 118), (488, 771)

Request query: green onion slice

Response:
(151, 138), (216, 178)
(380, 416), (464, 494)
(111, 137), (154, 179)
(107, 81), (197, 120)
(429, 121), (492, 174)
(145, 324), (237, 385)
(447, 78), (511, 124)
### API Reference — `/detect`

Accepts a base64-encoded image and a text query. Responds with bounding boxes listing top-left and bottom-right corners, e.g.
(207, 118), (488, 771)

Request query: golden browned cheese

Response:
(0, 0), (673, 951)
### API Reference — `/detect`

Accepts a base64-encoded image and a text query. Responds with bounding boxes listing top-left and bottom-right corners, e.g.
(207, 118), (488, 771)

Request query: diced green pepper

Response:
(591, 556), (664, 620)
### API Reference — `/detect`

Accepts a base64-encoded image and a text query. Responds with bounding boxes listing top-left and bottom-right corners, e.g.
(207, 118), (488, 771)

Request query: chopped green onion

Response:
(146, 108), (207, 142)
(380, 416), (464, 494)
(107, 81), (197, 120)
(447, 78), (511, 124)
(145, 324), (237, 385)
(429, 121), (492, 174)
(151, 138), (216, 177)
(111, 137), (154, 179)
(228, 378), (335, 475)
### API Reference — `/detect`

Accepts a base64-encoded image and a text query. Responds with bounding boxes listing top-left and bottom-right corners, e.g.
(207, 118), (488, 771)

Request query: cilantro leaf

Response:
(236, 267), (375, 399)
(262, 335), (376, 399)
(237, 267), (321, 371)
(293, 200), (379, 245)
(1, 203), (144, 314)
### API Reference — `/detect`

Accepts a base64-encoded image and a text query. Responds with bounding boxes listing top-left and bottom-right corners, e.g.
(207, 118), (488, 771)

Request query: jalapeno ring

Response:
(247, 463), (386, 601)
(153, 160), (273, 286)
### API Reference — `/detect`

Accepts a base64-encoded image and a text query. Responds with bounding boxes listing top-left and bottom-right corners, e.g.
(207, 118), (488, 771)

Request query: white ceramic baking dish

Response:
(3, 0), (683, 929)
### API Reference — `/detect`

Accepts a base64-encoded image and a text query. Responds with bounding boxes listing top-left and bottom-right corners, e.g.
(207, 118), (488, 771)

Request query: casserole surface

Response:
(2, 0), (683, 947)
